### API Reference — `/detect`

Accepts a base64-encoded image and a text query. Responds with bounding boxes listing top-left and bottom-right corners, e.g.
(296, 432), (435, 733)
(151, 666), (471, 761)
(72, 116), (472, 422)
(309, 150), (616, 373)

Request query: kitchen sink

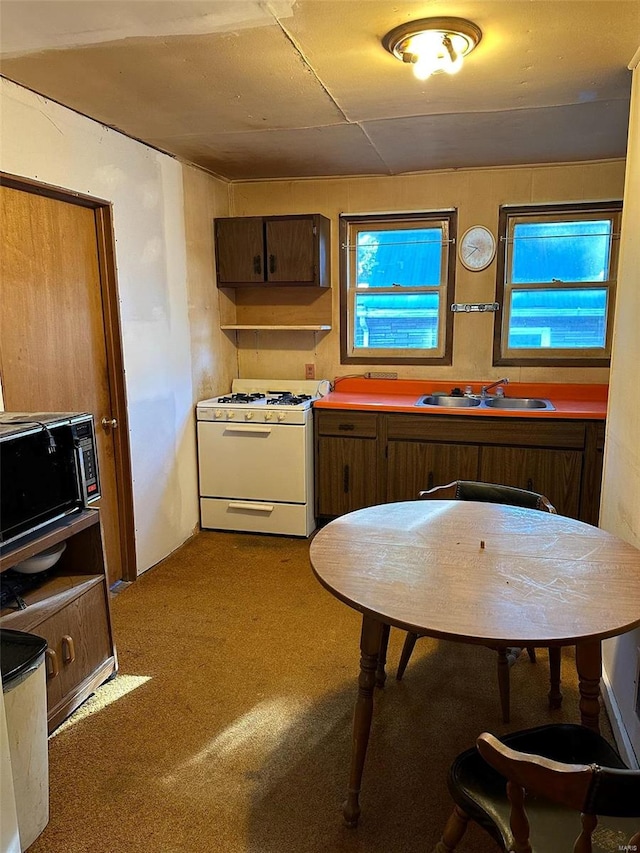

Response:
(483, 397), (555, 410)
(416, 395), (555, 411)
(416, 395), (482, 408)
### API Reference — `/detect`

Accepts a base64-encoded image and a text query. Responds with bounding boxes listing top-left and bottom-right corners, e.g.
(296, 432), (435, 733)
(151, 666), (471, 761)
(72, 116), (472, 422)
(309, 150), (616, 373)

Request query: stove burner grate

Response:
(217, 393), (266, 404)
(266, 393), (312, 406)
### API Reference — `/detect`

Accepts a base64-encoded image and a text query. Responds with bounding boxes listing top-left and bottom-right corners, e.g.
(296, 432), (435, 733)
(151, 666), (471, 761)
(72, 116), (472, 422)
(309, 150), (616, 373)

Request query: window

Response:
(494, 202), (622, 366)
(340, 212), (456, 364)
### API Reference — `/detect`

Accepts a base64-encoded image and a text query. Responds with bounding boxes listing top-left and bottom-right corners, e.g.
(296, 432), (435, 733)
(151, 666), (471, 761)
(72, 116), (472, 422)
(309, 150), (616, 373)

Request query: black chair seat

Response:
(447, 724), (638, 852)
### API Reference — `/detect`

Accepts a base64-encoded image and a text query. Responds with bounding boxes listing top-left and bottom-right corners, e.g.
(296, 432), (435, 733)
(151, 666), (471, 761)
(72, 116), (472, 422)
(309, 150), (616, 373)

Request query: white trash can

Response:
(1, 629), (49, 852)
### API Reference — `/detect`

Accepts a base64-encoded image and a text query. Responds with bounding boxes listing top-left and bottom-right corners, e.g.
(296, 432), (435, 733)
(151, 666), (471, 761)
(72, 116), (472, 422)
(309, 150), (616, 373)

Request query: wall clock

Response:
(459, 226), (496, 271)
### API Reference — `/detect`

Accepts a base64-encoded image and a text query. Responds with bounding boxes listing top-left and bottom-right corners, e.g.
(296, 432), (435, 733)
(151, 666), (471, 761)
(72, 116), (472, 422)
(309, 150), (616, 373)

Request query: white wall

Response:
(600, 50), (640, 765)
(0, 78), (230, 574)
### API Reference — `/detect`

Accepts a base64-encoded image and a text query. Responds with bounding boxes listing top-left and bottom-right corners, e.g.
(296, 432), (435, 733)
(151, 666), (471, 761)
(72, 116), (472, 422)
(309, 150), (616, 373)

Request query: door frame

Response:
(0, 171), (137, 582)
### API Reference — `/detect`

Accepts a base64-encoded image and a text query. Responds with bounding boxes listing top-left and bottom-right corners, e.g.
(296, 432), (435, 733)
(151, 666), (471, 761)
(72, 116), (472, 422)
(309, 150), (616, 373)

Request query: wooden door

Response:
(386, 441), (479, 502)
(215, 217), (264, 284)
(0, 183), (131, 585)
(266, 218), (315, 283)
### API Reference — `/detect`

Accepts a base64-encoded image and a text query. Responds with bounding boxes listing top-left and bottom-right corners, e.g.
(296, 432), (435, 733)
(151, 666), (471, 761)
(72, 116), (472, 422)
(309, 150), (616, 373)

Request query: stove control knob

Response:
(245, 411), (254, 420)
(226, 411), (235, 420)
(277, 412), (286, 422)
(215, 410), (223, 419)
(264, 411), (274, 421)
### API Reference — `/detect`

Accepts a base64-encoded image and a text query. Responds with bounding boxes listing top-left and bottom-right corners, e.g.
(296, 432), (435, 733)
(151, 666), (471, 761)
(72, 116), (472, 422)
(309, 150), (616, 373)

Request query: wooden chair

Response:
(397, 480), (562, 723)
(433, 723), (640, 852)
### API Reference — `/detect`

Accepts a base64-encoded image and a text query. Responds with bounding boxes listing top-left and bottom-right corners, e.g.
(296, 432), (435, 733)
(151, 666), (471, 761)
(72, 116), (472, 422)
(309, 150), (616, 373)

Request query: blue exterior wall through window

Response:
(340, 211), (456, 364)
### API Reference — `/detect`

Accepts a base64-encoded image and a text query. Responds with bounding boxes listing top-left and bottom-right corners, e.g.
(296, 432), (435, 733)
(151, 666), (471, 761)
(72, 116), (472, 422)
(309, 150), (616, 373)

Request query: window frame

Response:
(339, 211), (456, 365)
(493, 201), (622, 367)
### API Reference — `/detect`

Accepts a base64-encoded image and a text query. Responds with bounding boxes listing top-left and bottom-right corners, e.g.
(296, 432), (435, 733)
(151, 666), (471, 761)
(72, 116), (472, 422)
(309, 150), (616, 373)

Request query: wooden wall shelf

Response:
(221, 324), (331, 331)
(218, 284), (332, 332)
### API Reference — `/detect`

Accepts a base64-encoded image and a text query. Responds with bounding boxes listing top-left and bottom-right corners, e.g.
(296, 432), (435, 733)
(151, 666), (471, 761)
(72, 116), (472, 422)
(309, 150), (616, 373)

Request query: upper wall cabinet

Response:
(215, 214), (331, 287)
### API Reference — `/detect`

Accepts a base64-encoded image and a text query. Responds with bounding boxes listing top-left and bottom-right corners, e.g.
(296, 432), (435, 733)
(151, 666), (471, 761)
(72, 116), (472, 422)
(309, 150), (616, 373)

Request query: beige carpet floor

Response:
(30, 530), (612, 853)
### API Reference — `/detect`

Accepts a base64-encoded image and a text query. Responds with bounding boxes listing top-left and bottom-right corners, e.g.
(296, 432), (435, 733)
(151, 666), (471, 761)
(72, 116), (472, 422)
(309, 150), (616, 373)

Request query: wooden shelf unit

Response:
(215, 212), (333, 331)
(0, 509), (117, 732)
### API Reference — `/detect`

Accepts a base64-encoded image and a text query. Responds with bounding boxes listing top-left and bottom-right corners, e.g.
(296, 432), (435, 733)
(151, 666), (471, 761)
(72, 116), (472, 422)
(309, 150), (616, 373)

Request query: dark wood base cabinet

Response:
(315, 410), (605, 525)
(0, 510), (117, 733)
(316, 411), (379, 515)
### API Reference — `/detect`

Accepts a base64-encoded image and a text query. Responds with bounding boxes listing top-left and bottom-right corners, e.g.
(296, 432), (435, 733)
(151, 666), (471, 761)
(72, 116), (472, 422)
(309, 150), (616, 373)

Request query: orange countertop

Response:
(313, 378), (608, 420)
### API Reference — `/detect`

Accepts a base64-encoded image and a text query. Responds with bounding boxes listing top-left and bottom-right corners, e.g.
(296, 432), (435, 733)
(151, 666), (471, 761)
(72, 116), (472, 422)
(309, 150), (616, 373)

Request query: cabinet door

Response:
(316, 436), (378, 516)
(387, 441), (479, 502)
(37, 583), (113, 718)
(265, 218), (316, 283)
(480, 446), (582, 518)
(215, 217), (264, 284)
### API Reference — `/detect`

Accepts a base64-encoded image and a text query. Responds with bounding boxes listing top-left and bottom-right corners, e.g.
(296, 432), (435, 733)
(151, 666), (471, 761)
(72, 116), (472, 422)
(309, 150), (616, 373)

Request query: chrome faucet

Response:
(481, 378), (509, 398)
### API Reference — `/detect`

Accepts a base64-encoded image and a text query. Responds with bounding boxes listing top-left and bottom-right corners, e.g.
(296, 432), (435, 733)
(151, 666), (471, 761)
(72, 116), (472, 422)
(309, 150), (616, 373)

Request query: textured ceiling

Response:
(1, 1), (638, 181)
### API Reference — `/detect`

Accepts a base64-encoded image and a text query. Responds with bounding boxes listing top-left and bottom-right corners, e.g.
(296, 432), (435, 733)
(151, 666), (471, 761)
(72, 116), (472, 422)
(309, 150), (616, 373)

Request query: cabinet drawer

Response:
(200, 497), (313, 537)
(386, 415), (473, 442)
(386, 414), (586, 448)
(316, 411), (378, 438)
(471, 419), (586, 448)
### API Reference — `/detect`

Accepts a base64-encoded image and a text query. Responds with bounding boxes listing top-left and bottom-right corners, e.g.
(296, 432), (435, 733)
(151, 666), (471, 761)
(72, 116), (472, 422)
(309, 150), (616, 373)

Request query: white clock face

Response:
(459, 226), (496, 271)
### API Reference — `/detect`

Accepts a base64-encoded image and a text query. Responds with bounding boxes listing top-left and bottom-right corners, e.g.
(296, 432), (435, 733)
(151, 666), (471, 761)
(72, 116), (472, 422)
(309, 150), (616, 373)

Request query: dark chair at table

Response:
(397, 480), (562, 723)
(433, 723), (640, 852)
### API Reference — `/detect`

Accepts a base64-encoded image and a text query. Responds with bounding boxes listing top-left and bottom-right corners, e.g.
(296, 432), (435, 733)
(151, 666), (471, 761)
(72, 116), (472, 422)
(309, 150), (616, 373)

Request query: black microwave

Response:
(0, 412), (101, 548)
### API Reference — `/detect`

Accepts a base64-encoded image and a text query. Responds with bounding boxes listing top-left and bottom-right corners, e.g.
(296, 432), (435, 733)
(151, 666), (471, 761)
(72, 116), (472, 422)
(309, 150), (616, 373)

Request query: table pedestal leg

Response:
(575, 640), (602, 732)
(343, 614), (383, 827)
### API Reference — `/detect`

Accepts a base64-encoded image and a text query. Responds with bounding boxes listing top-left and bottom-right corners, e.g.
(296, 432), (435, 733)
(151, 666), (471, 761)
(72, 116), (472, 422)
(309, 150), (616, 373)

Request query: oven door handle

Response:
(223, 426), (272, 435)
(228, 502), (275, 513)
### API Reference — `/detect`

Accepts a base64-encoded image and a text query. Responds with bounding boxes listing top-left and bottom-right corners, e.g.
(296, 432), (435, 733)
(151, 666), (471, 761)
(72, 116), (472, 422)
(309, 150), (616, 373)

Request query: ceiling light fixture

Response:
(382, 17), (482, 81)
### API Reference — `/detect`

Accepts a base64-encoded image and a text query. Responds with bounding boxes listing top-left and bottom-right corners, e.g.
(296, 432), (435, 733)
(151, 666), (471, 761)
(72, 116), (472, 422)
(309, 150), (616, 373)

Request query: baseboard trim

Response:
(601, 665), (639, 768)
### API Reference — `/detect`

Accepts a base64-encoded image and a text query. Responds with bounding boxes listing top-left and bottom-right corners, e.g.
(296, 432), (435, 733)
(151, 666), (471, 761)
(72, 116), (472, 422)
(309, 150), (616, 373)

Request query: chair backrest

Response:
(476, 732), (640, 852)
(419, 480), (557, 514)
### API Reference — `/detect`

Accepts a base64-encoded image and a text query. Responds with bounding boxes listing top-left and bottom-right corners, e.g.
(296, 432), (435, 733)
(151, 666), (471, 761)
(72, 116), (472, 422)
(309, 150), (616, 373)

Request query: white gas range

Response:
(196, 379), (329, 537)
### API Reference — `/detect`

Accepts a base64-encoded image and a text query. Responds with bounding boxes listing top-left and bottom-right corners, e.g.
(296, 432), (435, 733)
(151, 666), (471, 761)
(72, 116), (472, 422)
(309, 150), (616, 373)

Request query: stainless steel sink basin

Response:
(415, 395), (555, 411)
(416, 395), (482, 408)
(483, 397), (555, 410)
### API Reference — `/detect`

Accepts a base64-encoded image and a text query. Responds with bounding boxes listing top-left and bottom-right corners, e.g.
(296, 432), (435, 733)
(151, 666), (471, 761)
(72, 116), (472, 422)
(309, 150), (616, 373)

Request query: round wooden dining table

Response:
(309, 500), (640, 827)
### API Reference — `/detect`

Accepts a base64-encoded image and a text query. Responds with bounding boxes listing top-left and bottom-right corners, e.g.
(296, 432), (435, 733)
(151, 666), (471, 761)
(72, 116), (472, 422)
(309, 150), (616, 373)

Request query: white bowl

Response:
(13, 542), (66, 574)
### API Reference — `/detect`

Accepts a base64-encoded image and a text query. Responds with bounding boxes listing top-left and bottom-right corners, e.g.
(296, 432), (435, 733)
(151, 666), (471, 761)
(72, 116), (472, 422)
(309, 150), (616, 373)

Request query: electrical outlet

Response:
(305, 363), (315, 380)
